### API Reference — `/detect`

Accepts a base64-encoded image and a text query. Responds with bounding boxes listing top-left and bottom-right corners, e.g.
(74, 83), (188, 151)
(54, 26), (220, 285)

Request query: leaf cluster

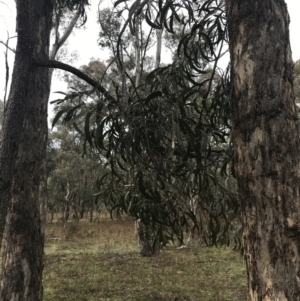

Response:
(56, 0), (90, 23)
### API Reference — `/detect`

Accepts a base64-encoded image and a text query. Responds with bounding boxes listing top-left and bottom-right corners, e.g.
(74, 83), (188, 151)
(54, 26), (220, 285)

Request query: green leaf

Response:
(146, 90), (162, 101)
(114, 0), (127, 7)
(95, 118), (107, 150)
(52, 108), (68, 129)
(66, 111), (86, 126)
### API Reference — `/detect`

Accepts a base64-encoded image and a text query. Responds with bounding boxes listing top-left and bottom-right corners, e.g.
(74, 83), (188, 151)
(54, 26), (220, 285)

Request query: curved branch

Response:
(34, 59), (117, 103)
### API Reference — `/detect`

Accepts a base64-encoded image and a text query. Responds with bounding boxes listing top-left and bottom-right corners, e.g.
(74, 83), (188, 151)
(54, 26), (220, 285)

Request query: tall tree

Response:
(225, 0), (300, 299)
(112, 1), (299, 298)
(0, 1), (54, 299)
(89, 0), (300, 298)
(56, 0), (237, 255)
(0, 0), (88, 299)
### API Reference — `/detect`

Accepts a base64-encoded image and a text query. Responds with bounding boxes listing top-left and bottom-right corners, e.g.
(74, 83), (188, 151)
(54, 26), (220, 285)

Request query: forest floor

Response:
(43, 217), (246, 301)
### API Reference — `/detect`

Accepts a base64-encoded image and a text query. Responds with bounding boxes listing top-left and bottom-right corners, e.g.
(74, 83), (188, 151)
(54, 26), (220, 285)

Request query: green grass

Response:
(43, 218), (246, 301)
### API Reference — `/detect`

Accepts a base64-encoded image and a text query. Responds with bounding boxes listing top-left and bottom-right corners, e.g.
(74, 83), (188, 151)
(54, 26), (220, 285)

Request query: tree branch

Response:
(34, 59), (117, 103)
(0, 40), (16, 54)
(57, 10), (81, 51)
(50, 9), (81, 60)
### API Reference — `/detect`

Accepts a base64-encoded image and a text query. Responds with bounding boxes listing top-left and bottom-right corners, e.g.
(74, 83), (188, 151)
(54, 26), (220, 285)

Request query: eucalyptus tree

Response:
(54, 0), (300, 299)
(3, 0), (297, 299)
(226, 1), (300, 299)
(119, 2), (300, 299)
(55, 0), (237, 256)
(98, 7), (165, 254)
(123, 0), (300, 298)
(0, 2), (83, 231)
(0, 0), (89, 299)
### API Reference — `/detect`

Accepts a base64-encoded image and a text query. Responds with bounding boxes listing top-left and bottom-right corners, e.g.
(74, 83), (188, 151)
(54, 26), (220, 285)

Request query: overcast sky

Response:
(0, 0), (300, 117)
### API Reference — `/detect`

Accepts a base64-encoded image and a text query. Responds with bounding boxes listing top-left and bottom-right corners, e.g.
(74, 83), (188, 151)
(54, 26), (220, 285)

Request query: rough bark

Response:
(225, 0), (300, 300)
(0, 0), (54, 300)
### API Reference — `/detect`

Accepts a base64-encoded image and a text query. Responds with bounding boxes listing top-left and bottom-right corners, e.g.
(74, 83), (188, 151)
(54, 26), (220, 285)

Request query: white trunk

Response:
(155, 28), (163, 69)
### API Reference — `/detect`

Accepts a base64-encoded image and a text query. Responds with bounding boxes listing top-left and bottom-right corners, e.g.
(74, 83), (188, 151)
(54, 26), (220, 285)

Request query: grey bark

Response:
(225, 0), (300, 300)
(0, 0), (54, 299)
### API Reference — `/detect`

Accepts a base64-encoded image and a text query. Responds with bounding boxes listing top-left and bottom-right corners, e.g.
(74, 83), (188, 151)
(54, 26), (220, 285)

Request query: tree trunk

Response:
(136, 219), (160, 257)
(0, 0), (54, 300)
(225, 0), (300, 300)
(39, 158), (48, 234)
(155, 28), (163, 69)
(63, 181), (70, 227)
(185, 196), (198, 246)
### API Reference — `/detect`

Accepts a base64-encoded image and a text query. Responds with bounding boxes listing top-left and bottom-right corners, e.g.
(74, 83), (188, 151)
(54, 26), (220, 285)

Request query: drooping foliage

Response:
(56, 0), (90, 23)
(53, 0), (240, 247)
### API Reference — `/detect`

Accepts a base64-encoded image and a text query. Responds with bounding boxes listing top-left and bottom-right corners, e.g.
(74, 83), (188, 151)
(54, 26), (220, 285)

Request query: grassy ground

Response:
(43, 218), (247, 301)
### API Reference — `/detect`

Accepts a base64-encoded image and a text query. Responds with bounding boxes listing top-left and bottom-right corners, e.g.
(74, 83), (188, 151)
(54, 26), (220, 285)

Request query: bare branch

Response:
(50, 9), (81, 60)
(0, 40), (16, 54)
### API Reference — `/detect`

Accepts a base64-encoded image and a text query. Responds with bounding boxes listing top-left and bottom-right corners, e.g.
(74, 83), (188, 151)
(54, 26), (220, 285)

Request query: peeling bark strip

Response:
(0, 0), (54, 300)
(225, 0), (300, 300)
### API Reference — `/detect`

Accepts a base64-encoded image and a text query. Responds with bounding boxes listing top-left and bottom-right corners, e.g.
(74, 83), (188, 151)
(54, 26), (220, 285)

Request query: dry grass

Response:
(43, 218), (247, 301)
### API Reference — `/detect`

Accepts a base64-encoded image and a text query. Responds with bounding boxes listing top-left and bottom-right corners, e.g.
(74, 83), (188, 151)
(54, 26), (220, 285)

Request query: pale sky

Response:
(0, 1), (300, 117)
